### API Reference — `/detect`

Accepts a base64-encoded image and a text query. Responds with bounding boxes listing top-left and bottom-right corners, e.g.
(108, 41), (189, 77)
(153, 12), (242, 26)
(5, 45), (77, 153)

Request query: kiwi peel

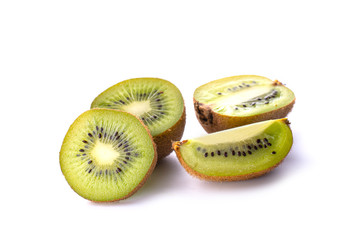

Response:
(173, 118), (293, 181)
(194, 75), (295, 133)
(60, 109), (157, 202)
(91, 77), (186, 159)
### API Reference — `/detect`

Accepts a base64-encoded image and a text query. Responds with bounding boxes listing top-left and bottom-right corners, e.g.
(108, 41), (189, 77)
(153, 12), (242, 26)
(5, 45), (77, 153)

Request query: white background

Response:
(1, 0), (359, 239)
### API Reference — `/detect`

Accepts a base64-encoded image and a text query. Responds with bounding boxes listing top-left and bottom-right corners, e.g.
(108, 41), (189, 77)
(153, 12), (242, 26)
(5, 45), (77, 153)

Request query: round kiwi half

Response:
(91, 78), (186, 159)
(173, 118), (293, 181)
(193, 75), (295, 133)
(60, 109), (157, 202)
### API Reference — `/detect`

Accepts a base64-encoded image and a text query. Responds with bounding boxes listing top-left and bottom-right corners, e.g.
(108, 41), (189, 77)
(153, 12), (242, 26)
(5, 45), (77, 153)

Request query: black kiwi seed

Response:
(224, 152), (228, 157)
(242, 151), (246, 156)
(211, 152), (215, 157)
(156, 99), (161, 101)
(248, 151), (252, 155)
(79, 149), (85, 152)
(258, 144), (263, 148)
(204, 152), (208, 157)
(251, 102), (256, 106)
(96, 126), (99, 131)
(98, 133), (102, 138)
(272, 151), (276, 154)
(82, 140), (88, 144)
(88, 160), (92, 164)
(265, 101), (269, 104)
(217, 150), (221, 155)
(254, 146), (258, 150)
(217, 92), (222, 95)
(243, 104), (247, 107)
(235, 107), (239, 110)
(264, 138), (268, 143)
(267, 142), (272, 146)
(232, 150), (236, 156)
(256, 139), (261, 143)
(247, 145), (252, 150)
(88, 133), (93, 138)
(238, 151), (241, 156)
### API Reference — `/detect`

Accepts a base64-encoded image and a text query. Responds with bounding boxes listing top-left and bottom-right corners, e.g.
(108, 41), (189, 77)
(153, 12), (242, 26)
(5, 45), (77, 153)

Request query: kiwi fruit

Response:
(60, 109), (157, 202)
(173, 118), (293, 181)
(91, 78), (186, 159)
(193, 75), (295, 133)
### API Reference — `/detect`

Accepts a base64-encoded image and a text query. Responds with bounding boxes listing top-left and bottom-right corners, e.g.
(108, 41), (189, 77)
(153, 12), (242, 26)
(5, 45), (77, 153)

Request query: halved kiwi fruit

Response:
(194, 75), (295, 133)
(60, 109), (157, 202)
(91, 78), (186, 159)
(173, 118), (293, 181)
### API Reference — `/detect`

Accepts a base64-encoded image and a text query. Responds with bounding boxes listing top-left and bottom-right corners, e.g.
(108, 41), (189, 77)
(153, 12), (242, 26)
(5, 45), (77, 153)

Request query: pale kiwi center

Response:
(193, 119), (274, 145)
(121, 100), (152, 117)
(90, 141), (120, 166)
(213, 85), (271, 106)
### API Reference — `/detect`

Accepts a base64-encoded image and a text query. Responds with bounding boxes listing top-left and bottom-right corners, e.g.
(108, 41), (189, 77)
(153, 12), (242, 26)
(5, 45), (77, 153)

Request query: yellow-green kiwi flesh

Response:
(91, 78), (186, 159)
(193, 75), (295, 133)
(173, 118), (293, 181)
(60, 109), (157, 202)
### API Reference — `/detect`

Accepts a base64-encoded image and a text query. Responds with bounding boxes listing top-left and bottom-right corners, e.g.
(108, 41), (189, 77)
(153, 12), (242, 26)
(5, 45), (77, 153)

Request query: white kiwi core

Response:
(91, 141), (120, 166)
(193, 120), (274, 145)
(121, 100), (152, 116)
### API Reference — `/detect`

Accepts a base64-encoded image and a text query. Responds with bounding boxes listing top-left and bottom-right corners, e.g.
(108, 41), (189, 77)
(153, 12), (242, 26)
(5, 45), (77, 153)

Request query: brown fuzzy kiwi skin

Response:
(60, 109), (158, 203)
(154, 107), (186, 160)
(172, 120), (292, 182)
(194, 80), (295, 133)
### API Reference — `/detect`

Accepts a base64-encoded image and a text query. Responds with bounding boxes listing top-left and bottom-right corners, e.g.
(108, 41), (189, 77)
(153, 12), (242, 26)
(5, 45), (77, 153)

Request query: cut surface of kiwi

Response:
(91, 78), (186, 159)
(193, 75), (295, 133)
(60, 109), (157, 202)
(173, 118), (293, 181)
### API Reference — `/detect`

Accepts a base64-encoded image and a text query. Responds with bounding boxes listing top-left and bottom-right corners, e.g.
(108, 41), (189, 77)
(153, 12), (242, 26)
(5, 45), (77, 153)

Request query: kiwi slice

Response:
(173, 118), (292, 181)
(194, 75), (295, 133)
(91, 78), (185, 159)
(60, 109), (157, 202)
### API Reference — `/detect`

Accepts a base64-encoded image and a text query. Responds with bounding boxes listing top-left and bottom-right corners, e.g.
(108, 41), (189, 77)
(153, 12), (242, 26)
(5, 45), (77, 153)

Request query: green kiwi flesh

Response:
(91, 78), (184, 137)
(60, 109), (157, 202)
(193, 75), (295, 133)
(194, 75), (294, 116)
(173, 119), (292, 181)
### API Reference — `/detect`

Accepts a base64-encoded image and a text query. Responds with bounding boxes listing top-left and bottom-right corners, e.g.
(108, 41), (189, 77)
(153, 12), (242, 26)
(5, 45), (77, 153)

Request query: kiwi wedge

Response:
(60, 109), (157, 202)
(91, 78), (186, 159)
(194, 75), (295, 133)
(173, 118), (293, 181)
